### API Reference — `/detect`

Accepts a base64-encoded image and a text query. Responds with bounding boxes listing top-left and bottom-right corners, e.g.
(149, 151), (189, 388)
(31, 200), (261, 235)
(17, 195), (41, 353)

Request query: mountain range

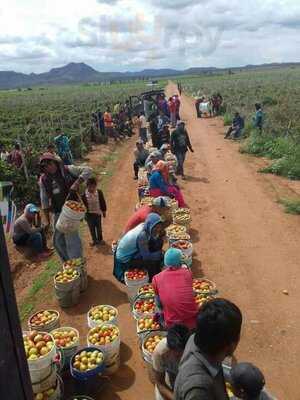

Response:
(0, 62), (299, 90)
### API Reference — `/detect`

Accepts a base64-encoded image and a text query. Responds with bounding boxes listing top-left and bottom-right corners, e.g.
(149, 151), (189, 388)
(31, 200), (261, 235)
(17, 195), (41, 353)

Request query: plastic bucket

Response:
(23, 331), (57, 371)
(56, 201), (85, 234)
(87, 305), (119, 329)
(87, 325), (121, 375)
(28, 310), (60, 333)
(193, 278), (217, 295)
(51, 327), (80, 369)
(142, 331), (167, 365)
(167, 233), (191, 246)
(54, 279), (81, 308)
(171, 240), (193, 258)
(63, 260), (88, 293)
(34, 375), (63, 400)
(124, 271), (149, 303)
(136, 317), (162, 344)
(31, 363), (57, 394)
(138, 284), (155, 297)
(70, 347), (106, 381)
(132, 295), (157, 321)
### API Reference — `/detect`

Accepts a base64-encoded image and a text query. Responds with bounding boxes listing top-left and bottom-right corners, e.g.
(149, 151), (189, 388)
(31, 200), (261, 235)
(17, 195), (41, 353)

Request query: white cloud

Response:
(0, 0), (299, 73)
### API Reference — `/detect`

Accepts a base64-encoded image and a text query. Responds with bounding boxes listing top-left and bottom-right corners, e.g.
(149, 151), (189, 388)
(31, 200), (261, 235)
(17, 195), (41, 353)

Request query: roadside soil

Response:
(10, 83), (300, 399)
(169, 83), (300, 400)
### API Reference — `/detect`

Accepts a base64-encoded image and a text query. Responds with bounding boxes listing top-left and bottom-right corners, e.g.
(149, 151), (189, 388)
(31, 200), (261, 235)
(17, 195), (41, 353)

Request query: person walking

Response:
(82, 177), (107, 246)
(168, 97), (177, 128)
(171, 121), (194, 179)
(39, 152), (92, 261)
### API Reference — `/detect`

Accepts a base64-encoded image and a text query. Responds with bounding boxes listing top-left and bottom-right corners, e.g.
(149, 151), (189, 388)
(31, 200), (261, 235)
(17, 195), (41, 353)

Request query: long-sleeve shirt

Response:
(13, 215), (39, 240)
(39, 165), (92, 210)
(124, 205), (152, 233)
(233, 115), (244, 129)
(149, 171), (168, 194)
(82, 189), (107, 215)
(253, 110), (263, 129)
(171, 128), (193, 153)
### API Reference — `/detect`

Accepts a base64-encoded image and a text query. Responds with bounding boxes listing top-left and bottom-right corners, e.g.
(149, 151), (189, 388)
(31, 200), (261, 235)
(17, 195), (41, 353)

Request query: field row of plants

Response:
(0, 81), (150, 207)
(181, 67), (300, 180)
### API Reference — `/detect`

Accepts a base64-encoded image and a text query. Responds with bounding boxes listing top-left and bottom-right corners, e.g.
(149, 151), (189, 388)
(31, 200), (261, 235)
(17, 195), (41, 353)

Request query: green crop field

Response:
(0, 80), (163, 207)
(180, 67), (300, 180)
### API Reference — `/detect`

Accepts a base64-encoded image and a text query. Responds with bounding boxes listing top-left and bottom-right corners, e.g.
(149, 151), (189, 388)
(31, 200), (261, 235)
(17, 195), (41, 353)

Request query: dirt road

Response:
(13, 83), (300, 399)
(169, 83), (300, 399)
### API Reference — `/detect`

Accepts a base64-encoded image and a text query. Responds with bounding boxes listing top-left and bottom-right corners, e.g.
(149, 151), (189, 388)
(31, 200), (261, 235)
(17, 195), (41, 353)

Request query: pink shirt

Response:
(124, 205), (152, 233)
(152, 267), (198, 329)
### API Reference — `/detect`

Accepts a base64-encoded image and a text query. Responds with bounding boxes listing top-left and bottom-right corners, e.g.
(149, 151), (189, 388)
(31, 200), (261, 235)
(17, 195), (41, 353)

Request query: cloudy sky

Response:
(0, 0), (299, 73)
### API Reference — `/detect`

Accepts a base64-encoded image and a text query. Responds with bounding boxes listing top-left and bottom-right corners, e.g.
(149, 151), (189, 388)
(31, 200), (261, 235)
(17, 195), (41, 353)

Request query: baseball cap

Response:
(152, 196), (167, 208)
(230, 363), (265, 399)
(25, 203), (40, 214)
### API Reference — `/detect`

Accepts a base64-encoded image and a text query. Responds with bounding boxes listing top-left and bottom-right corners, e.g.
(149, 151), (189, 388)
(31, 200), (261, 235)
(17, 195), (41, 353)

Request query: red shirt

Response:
(124, 205), (152, 233)
(168, 100), (177, 113)
(152, 267), (198, 329)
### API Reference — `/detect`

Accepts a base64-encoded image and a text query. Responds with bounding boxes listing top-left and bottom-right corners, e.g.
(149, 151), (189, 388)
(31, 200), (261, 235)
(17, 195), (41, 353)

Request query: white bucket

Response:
(34, 375), (62, 400)
(132, 295), (157, 321)
(31, 363), (57, 394)
(28, 310), (60, 333)
(24, 331), (57, 371)
(142, 331), (167, 365)
(87, 324), (121, 375)
(124, 271), (149, 303)
(56, 202), (85, 234)
(50, 327), (80, 367)
(170, 240), (193, 258)
(87, 305), (119, 328)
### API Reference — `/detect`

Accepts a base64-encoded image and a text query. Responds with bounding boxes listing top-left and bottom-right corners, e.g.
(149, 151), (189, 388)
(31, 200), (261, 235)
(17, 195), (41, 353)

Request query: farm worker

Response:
(104, 107), (117, 141)
(168, 97), (177, 128)
(0, 143), (9, 162)
(133, 140), (150, 180)
(174, 299), (243, 400)
(253, 103), (264, 133)
(124, 196), (168, 234)
(113, 102), (120, 115)
(138, 112), (148, 144)
(224, 112), (245, 140)
(39, 152), (92, 261)
(171, 121), (194, 180)
(144, 95), (152, 121)
(157, 125), (171, 149)
(152, 324), (191, 400)
(157, 110), (170, 131)
(113, 213), (164, 283)
(195, 98), (203, 118)
(174, 95), (181, 121)
(82, 177), (107, 247)
(149, 115), (160, 148)
(8, 143), (25, 169)
(152, 248), (198, 329)
(12, 203), (52, 261)
(145, 150), (164, 174)
(149, 161), (186, 207)
(54, 129), (73, 165)
(227, 362), (273, 400)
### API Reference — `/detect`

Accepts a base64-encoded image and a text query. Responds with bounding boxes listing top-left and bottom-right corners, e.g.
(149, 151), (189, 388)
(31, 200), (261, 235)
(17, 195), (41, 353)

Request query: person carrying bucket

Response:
(113, 213), (164, 283)
(39, 152), (92, 261)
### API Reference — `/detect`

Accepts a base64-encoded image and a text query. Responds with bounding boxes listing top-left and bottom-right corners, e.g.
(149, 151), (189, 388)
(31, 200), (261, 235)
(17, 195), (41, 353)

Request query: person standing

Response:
(174, 95), (181, 121)
(174, 298), (243, 400)
(139, 112), (148, 144)
(253, 103), (264, 133)
(82, 177), (107, 246)
(133, 140), (150, 180)
(12, 203), (52, 261)
(39, 152), (92, 261)
(158, 125), (171, 149)
(168, 97), (177, 128)
(0, 143), (9, 162)
(54, 129), (73, 165)
(195, 98), (202, 118)
(149, 116), (160, 148)
(8, 143), (25, 169)
(171, 121), (194, 179)
(157, 110), (170, 132)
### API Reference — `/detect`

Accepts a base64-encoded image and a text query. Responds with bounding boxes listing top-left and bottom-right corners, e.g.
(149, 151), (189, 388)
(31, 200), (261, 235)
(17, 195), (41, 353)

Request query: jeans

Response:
(139, 128), (147, 144)
(86, 213), (102, 243)
(133, 160), (145, 178)
(175, 150), (187, 176)
(14, 231), (45, 254)
(54, 213), (83, 261)
(170, 112), (176, 127)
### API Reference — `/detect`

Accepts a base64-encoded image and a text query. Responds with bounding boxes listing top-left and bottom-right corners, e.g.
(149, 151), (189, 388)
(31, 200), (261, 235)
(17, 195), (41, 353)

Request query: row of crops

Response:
(181, 67), (300, 180)
(0, 81), (152, 207)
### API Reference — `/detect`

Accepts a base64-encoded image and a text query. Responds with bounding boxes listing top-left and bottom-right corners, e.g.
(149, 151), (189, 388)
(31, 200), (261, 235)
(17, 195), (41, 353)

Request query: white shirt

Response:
(139, 115), (147, 129)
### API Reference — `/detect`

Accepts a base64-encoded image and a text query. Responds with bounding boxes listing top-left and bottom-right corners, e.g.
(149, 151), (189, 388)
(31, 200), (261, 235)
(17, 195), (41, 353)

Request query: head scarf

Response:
(153, 160), (169, 182)
(164, 248), (182, 268)
(143, 213), (162, 237)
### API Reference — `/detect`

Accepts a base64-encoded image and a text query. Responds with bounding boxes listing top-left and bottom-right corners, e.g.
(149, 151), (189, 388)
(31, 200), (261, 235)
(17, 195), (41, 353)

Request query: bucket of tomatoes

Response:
(132, 294), (158, 320)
